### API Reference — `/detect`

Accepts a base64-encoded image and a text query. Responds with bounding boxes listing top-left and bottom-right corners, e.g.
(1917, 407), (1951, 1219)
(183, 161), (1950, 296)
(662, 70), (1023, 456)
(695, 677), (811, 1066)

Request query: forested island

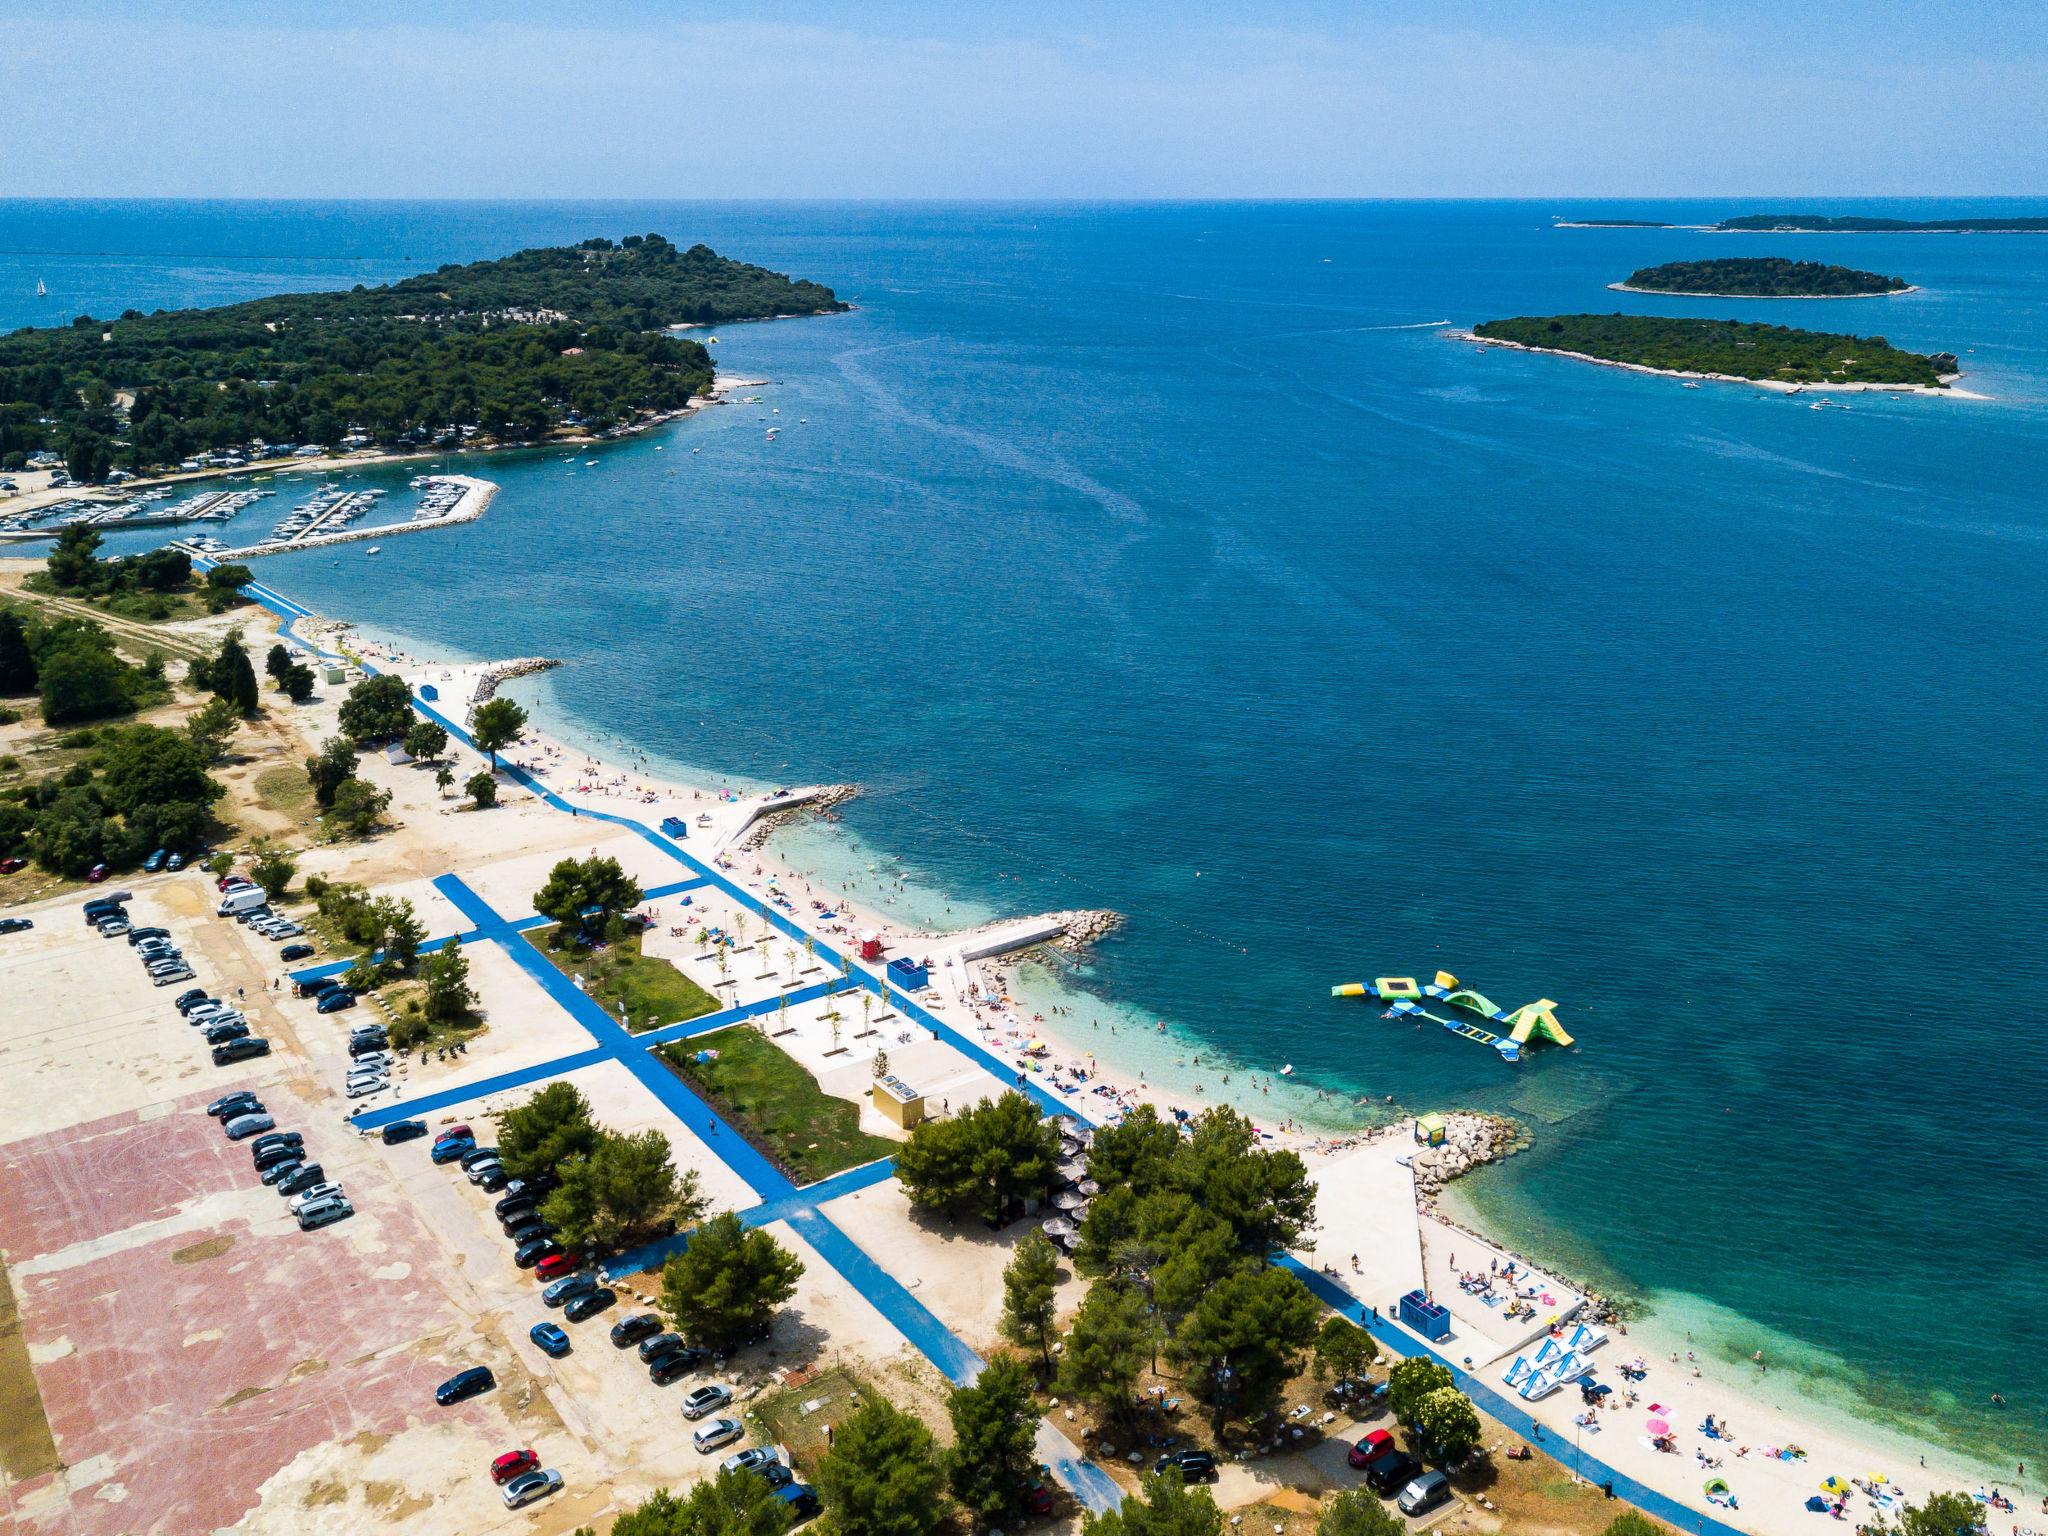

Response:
(1714, 214), (2048, 233)
(1616, 257), (1912, 297)
(0, 235), (846, 481)
(1469, 314), (1958, 388)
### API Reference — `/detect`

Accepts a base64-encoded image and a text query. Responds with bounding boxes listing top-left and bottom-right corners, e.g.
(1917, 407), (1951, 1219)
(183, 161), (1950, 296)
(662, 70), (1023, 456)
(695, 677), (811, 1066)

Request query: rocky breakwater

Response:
(739, 783), (861, 850)
(1047, 909), (1124, 952)
(1409, 1111), (1524, 1199)
(467, 657), (558, 725)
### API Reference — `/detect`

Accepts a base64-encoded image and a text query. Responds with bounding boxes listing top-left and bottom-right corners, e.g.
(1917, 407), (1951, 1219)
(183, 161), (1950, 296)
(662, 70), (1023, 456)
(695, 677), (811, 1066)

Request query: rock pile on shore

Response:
(740, 783), (861, 850)
(1049, 909), (1123, 951)
(1409, 1112), (1522, 1196)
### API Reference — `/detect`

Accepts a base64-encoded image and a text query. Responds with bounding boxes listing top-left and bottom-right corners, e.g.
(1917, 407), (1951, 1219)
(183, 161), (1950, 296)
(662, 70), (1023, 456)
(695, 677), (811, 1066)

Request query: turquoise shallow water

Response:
(6, 199), (2046, 1467)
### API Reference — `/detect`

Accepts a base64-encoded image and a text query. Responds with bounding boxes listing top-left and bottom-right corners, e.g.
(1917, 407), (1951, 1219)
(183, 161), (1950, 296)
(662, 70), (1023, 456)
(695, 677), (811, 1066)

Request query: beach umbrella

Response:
(1056, 1157), (1087, 1181)
(1041, 1217), (1076, 1238)
(1645, 1418), (1670, 1436)
(1820, 1477), (1851, 1497)
(1052, 1189), (1087, 1211)
(1077, 1178), (1101, 1197)
(1704, 1479), (1730, 1496)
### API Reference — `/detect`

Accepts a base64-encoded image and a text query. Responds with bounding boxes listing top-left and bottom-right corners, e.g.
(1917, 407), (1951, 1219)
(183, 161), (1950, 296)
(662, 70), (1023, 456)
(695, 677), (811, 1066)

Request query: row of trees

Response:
(37, 525), (249, 616)
(499, 1081), (703, 1254)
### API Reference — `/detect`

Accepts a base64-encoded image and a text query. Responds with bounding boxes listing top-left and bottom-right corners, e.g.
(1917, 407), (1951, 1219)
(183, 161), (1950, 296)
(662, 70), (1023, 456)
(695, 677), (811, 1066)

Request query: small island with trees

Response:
(1466, 313), (1961, 391)
(1614, 257), (1913, 298)
(1713, 213), (2048, 234)
(0, 234), (847, 484)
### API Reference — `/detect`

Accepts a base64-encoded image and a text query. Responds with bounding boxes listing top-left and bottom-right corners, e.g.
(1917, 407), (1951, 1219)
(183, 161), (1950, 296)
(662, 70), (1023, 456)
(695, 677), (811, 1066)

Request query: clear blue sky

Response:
(3, 1), (2038, 198)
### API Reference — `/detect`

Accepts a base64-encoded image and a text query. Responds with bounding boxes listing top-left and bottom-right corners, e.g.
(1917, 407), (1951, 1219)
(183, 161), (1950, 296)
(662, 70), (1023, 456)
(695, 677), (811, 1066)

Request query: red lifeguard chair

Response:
(858, 930), (883, 961)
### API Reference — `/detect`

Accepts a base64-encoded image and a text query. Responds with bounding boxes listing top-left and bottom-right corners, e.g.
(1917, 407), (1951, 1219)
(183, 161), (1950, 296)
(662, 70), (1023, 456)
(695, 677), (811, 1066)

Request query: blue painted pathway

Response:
(353, 1047), (611, 1129)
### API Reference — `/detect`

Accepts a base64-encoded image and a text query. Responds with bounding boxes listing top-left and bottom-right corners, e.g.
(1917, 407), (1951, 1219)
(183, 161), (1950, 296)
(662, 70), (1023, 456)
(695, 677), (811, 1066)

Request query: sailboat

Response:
(35, 278), (48, 298)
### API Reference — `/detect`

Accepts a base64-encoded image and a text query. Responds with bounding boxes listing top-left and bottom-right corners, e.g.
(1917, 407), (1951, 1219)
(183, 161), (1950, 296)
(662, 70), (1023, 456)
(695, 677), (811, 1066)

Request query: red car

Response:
(86, 864), (109, 883)
(491, 1449), (539, 1485)
(0, 857), (26, 874)
(1347, 1430), (1394, 1469)
(534, 1253), (582, 1282)
(434, 1124), (473, 1145)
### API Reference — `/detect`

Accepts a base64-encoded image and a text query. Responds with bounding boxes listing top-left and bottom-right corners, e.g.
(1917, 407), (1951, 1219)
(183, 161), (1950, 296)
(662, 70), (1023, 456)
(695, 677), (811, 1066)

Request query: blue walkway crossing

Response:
(352, 1047), (611, 1130)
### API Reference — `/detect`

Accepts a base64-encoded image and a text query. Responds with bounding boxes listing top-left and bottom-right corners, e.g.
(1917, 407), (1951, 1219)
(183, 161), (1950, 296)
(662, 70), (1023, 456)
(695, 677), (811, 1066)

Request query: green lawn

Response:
(535, 925), (722, 1033)
(659, 1026), (898, 1184)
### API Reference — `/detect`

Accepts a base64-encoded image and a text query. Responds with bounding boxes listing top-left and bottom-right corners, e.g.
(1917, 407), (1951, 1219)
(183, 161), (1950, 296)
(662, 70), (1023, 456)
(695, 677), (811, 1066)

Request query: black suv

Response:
(611, 1313), (663, 1348)
(1364, 1448), (1422, 1496)
(1154, 1449), (1218, 1484)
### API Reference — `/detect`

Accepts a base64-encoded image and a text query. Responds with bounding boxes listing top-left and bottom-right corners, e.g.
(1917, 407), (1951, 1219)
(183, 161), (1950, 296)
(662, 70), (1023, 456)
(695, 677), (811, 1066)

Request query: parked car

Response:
(513, 1238), (562, 1270)
(459, 1146), (500, 1170)
(288, 1182), (345, 1213)
(259, 1158), (305, 1188)
(1022, 1477), (1056, 1516)
(175, 988), (212, 1011)
(466, 1160), (503, 1187)
(611, 1313), (663, 1349)
(542, 1273), (597, 1308)
(771, 1482), (821, 1522)
(213, 1038), (271, 1065)
(208, 1091), (262, 1119)
(0, 917), (32, 935)
(345, 1077), (389, 1099)
(381, 1119), (428, 1145)
(1348, 1430), (1395, 1469)
(253, 1147), (304, 1176)
(475, 1166), (509, 1192)
(86, 863), (109, 883)
(143, 849), (167, 872)
(563, 1289), (616, 1323)
(430, 1136), (476, 1165)
(166, 852), (186, 871)
(534, 1252), (581, 1282)
(279, 943), (315, 962)
(1364, 1449), (1423, 1497)
(498, 1203), (540, 1234)
(491, 1449), (539, 1486)
(436, 1123), (473, 1143)
(529, 1322), (571, 1358)
(500, 1469), (562, 1510)
(126, 926), (170, 945)
(434, 1367), (495, 1406)
(203, 1021), (251, 1046)
(277, 1164), (328, 1197)
(650, 1351), (702, 1387)
(98, 917), (132, 936)
(723, 1446), (783, 1476)
(1396, 1471), (1452, 1517)
(153, 967), (197, 986)
(504, 1218), (553, 1247)
(297, 1196), (354, 1231)
(0, 856), (26, 874)
(1154, 1449), (1218, 1484)
(639, 1332), (689, 1365)
(693, 1416), (744, 1453)
(680, 1384), (733, 1420)
(223, 1112), (276, 1140)
(315, 990), (357, 1014)
(249, 1130), (303, 1156)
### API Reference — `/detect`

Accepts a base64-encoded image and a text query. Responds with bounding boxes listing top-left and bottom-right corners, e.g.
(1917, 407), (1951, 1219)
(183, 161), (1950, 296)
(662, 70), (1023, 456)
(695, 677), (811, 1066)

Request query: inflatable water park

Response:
(1330, 971), (1575, 1063)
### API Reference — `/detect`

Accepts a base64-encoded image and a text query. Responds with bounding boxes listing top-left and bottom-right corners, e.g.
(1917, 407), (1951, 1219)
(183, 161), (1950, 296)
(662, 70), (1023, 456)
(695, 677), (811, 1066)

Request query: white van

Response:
(218, 887), (268, 918)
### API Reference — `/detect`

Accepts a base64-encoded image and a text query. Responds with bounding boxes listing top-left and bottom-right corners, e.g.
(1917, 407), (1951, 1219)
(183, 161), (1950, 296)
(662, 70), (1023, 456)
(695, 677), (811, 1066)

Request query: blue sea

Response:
(5, 199), (2044, 1469)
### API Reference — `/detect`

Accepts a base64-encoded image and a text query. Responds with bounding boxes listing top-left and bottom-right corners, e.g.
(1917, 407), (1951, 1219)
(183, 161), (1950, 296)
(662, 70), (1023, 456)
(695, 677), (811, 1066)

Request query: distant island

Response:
(1614, 257), (1913, 298)
(0, 234), (846, 483)
(1555, 218), (1672, 229)
(1466, 313), (1960, 390)
(1714, 214), (2048, 234)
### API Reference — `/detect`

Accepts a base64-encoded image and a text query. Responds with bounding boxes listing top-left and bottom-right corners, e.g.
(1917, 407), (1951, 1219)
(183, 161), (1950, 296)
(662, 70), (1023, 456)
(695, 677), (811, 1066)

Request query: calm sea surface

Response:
(5, 199), (2044, 1465)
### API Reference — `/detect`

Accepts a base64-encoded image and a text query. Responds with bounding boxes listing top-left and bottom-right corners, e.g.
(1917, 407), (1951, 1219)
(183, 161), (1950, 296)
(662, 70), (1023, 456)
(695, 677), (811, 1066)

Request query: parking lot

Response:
(0, 867), (933, 1534)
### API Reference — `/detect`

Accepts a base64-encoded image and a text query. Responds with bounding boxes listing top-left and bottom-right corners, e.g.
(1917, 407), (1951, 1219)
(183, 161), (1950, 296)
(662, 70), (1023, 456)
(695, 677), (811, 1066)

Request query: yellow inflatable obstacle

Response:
(1504, 999), (1574, 1048)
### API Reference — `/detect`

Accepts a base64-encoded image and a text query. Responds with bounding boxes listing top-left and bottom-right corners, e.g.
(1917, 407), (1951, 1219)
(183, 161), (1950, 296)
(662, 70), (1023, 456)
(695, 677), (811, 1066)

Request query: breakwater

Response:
(183, 475), (498, 560)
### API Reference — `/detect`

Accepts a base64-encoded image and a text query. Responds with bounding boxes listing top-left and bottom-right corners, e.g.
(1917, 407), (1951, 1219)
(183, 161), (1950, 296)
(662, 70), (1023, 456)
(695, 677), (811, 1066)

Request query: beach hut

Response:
(1415, 1113), (1448, 1147)
(871, 1074), (925, 1130)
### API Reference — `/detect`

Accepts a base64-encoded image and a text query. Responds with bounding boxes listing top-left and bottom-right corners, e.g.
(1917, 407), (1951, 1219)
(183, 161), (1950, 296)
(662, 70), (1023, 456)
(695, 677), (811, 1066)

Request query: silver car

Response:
(288, 1181), (345, 1213)
(344, 1076), (389, 1099)
(501, 1469), (563, 1509)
